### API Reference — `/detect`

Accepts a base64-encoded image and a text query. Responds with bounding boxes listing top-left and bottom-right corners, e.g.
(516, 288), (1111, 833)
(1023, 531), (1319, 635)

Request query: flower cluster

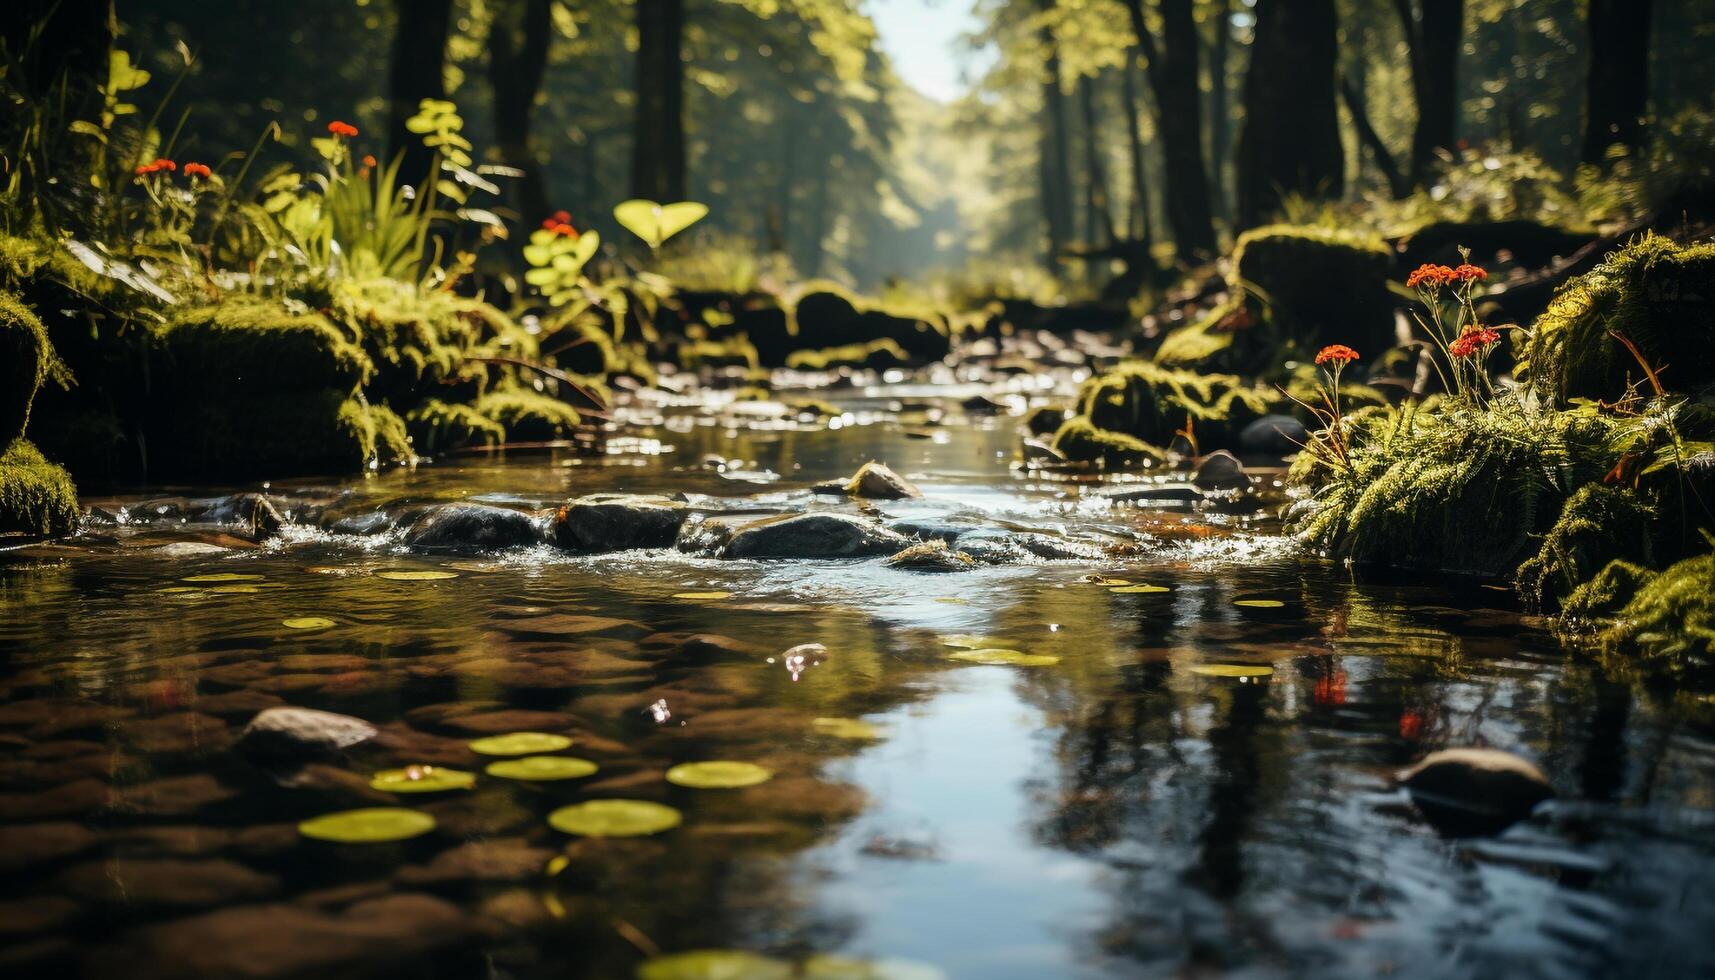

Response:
(133, 157), (176, 176)
(541, 209), (578, 237)
(1448, 326), (1501, 359)
(1452, 263), (1487, 283)
(1315, 344), (1360, 367)
(1406, 262), (1487, 290)
(327, 120), (359, 138)
(182, 162), (212, 179)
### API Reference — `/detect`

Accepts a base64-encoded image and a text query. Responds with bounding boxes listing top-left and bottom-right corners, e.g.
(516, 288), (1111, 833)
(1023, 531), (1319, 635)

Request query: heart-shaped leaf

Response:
(614, 199), (708, 248)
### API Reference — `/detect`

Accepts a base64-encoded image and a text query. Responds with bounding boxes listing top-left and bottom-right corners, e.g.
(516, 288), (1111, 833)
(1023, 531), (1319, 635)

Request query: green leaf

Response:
(468, 732), (573, 756)
(485, 756), (598, 781)
(613, 199), (709, 249)
(298, 807), (436, 843)
(369, 766), (477, 793)
(548, 799), (682, 837)
(107, 49), (151, 92)
(524, 266), (561, 286)
(656, 201), (708, 242)
(665, 761), (773, 789)
(637, 951), (793, 980)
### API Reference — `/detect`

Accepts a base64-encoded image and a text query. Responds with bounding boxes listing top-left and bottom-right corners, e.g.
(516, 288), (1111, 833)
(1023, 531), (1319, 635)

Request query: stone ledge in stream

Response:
(552, 493), (688, 551)
(403, 503), (547, 552)
(689, 512), (912, 559)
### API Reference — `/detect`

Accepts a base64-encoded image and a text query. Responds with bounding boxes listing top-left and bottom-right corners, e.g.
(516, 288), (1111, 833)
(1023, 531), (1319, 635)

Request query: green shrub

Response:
(1, 291), (59, 446)
(0, 439), (77, 539)
(1076, 360), (1277, 450)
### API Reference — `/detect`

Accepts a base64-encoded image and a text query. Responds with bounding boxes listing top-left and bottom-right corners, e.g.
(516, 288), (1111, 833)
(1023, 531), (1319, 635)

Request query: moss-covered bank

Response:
(0, 439), (77, 539)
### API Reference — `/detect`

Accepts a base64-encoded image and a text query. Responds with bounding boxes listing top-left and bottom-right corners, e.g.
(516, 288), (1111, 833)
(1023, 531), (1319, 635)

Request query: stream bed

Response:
(4, 384), (1715, 979)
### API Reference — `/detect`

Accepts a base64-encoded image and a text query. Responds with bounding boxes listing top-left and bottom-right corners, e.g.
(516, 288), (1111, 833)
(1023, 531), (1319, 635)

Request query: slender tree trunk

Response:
(489, 0), (553, 231)
(1079, 74), (1116, 246)
(1126, 0), (1217, 263)
(1581, 0), (1653, 165)
(1037, 0), (1074, 272)
(1120, 53), (1154, 248)
(1342, 77), (1408, 198)
(631, 0), (686, 201)
(1396, 0), (1463, 185)
(388, 0), (455, 186)
(1235, 0), (1344, 229)
(1207, 0), (1232, 224)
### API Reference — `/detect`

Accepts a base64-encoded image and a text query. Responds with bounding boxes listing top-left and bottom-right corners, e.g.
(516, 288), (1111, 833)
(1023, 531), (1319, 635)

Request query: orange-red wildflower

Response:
(1406, 263), (1457, 289)
(1315, 344), (1360, 367)
(1453, 263), (1488, 283)
(327, 120), (359, 138)
(183, 162), (212, 179)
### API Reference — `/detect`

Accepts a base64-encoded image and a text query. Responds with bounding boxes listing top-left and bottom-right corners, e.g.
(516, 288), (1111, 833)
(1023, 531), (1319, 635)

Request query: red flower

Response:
(133, 158), (177, 176)
(1449, 326), (1501, 359)
(541, 210), (575, 233)
(183, 162), (212, 179)
(361, 154), (377, 169)
(1399, 709), (1424, 739)
(1453, 263), (1487, 283)
(327, 120), (359, 138)
(1406, 263), (1458, 289)
(1315, 344), (1360, 367)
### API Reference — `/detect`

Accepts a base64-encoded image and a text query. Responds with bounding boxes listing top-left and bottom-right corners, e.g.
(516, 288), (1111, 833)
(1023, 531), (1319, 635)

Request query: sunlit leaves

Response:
(548, 799), (683, 837)
(523, 227), (601, 306)
(1187, 663), (1274, 679)
(665, 761), (774, 789)
(469, 732), (574, 756)
(298, 807), (436, 843)
(368, 765), (477, 793)
(614, 199), (709, 249)
(282, 616), (336, 630)
(485, 756), (598, 781)
(945, 649), (1061, 667)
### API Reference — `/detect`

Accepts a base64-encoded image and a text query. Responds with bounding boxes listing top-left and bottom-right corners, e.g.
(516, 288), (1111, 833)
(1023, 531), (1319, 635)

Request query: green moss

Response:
(406, 398), (505, 453)
(1516, 483), (1656, 612)
(474, 387), (583, 441)
(1153, 303), (1244, 370)
(162, 297), (372, 392)
(1597, 552), (1715, 669)
(0, 439), (77, 539)
(1076, 360), (1278, 451)
(678, 336), (760, 371)
(1520, 235), (1715, 405)
(786, 338), (910, 371)
(1051, 415), (1167, 468)
(1562, 558), (1656, 621)
(342, 400), (414, 466)
(1, 291), (59, 445)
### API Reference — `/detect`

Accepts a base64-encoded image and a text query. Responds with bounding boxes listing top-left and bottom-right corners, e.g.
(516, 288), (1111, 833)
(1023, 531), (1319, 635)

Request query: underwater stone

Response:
(552, 493), (687, 551)
(58, 857), (280, 907)
(238, 707), (378, 761)
(845, 460), (922, 500)
(405, 503), (544, 552)
(1191, 451), (1251, 492)
(716, 512), (910, 559)
(1398, 747), (1553, 835)
(1239, 414), (1308, 456)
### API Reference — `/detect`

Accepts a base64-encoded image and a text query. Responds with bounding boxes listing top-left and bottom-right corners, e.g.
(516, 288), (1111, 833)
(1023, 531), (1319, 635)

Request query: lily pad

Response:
(375, 569), (460, 581)
(485, 756), (598, 781)
(672, 591), (733, 600)
(665, 761), (774, 789)
(1187, 663), (1274, 678)
(945, 649), (1061, 667)
(181, 573), (264, 583)
(282, 616), (336, 630)
(368, 765), (477, 793)
(298, 807), (436, 843)
(636, 950), (792, 980)
(1110, 584), (1170, 594)
(1233, 599), (1287, 609)
(468, 731), (574, 756)
(811, 717), (885, 740)
(548, 799), (683, 837)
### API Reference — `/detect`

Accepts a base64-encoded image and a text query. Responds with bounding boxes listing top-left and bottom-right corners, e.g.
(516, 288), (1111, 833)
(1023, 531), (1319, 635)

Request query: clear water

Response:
(4, 391), (1715, 980)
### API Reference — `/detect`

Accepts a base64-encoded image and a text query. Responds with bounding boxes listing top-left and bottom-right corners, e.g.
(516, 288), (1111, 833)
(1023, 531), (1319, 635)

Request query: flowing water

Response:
(4, 383), (1715, 980)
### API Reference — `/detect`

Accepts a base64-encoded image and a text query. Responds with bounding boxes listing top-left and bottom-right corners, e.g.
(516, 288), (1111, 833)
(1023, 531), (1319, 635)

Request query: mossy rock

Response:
(1580, 553), (1715, 670)
(1516, 483), (1656, 612)
(149, 391), (409, 479)
(1520, 235), (1715, 405)
(678, 336), (760, 372)
(1075, 360), (1278, 451)
(793, 287), (861, 343)
(1, 291), (57, 446)
(161, 298), (372, 394)
(474, 387), (583, 442)
(1051, 415), (1166, 468)
(331, 278), (496, 401)
(406, 399), (506, 453)
(1022, 404), (1067, 437)
(786, 338), (910, 372)
(1562, 558), (1657, 621)
(0, 439), (77, 539)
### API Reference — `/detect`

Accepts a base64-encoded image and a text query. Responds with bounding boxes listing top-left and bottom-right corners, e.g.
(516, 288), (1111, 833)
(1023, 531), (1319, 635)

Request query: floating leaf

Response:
(1188, 663), (1274, 678)
(548, 799), (682, 837)
(368, 765), (477, 793)
(158, 586), (199, 594)
(375, 569), (459, 581)
(210, 585), (263, 594)
(636, 950), (792, 980)
(182, 573), (264, 583)
(941, 634), (1004, 650)
(665, 761), (774, 789)
(672, 591), (733, 601)
(945, 649), (1060, 667)
(802, 954), (949, 979)
(283, 616), (336, 630)
(811, 717), (885, 740)
(1110, 585), (1170, 594)
(468, 731), (573, 756)
(486, 756), (598, 781)
(298, 807), (435, 843)
(1233, 599), (1287, 609)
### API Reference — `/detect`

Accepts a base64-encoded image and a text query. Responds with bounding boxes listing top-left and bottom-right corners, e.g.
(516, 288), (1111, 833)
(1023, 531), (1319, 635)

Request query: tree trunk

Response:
(489, 0), (553, 231)
(1342, 77), (1408, 199)
(1120, 53), (1154, 248)
(1126, 0), (1217, 263)
(388, 0), (455, 186)
(1079, 73), (1116, 246)
(1397, 0), (1462, 186)
(1581, 0), (1653, 165)
(1037, 1), (1074, 272)
(1207, 0), (1232, 224)
(631, 0), (686, 202)
(1235, 0), (1344, 229)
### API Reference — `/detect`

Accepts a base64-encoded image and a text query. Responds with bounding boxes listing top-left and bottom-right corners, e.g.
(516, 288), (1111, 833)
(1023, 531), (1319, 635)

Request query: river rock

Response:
(1398, 747), (1554, 835)
(1190, 451), (1251, 492)
(0, 821), (99, 871)
(715, 512), (911, 559)
(1239, 414), (1308, 456)
(404, 503), (544, 551)
(844, 461), (922, 500)
(884, 540), (978, 571)
(329, 511), (395, 536)
(197, 493), (285, 538)
(551, 493), (687, 551)
(1098, 483), (1204, 504)
(59, 857), (280, 907)
(237, 707), (378, 761)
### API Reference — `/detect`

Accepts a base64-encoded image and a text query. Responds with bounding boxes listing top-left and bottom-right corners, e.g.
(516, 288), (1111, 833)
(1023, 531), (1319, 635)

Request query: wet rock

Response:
(238, 707), (378, 761)
(100, 893), (474, 980)
(551, 493), (688, 551)
(1191, 450), (1251, 492)
(640, 632), (767, 660)
(194, 689), (287, 717)
(404, 503), (544, 552)
(127, 711), (232, 756)
(329, 511), (395, 536)
(1021, 437), (1067, 464)
(498, 613), (650, 638)
(114, 774), (238, 816)
(1239, 414), (1308, 456)
(277, 763), (394, 806)
(0, 895), (79, 936)
(150, 541), (233, 558)
(961, 394), (1003, 414)
(59, 857), (279, 907)
(0, 778), (108, 820)
(715, 512), (910, 559)
(395, 839), (553, 886)
(884, 540), (978, 571)
(844, 460), (922, 500)
(106, 825), (236, 857)
(1098, 483), (1205, 504)
(198, 492), (285, 538)
(437, 709), (578, 735)
(1398, 747), (1554, 836)
(956, 528), (1107, 562)
(0, 821), (99, 871)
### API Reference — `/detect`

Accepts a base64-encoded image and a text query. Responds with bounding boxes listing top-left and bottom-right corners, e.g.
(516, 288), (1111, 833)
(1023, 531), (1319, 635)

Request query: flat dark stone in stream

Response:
(954, 528), (1109, 562)
(1097, 483), (1206, 504)
(551, 493), (687, 551)
(1239, 414), (1308, 456)
(405, 503), (545, 551)
(710, 512), (911, 559)
(1191, 450), (1252, 492)
(884, 540), (979, 571)
(192, 493), (285, 537)
(329, 511), (394, 535)
(1398, 747), (1555, 836)
(58, 856), (280, 907)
